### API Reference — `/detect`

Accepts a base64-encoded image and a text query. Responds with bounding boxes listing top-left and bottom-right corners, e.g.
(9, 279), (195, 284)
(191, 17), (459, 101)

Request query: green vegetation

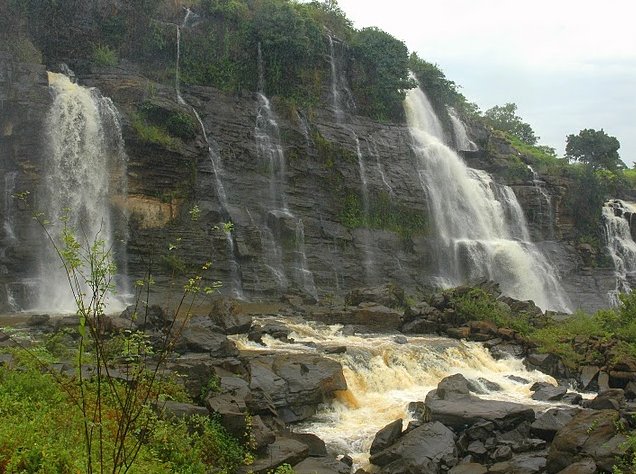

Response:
(350, 27), (414, 121)
(0, 357), (249, 473)
(484, 103), (538, 146)
(446, 287), (636, 369)
(131, 111), (178, 149)
(566, 128), (625, 172)
(340, 191), (428, 238)
(92, 44), (119, 67)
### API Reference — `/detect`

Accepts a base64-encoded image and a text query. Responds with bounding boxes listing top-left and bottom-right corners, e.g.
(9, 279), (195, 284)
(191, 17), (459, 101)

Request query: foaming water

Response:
(404, 84), (570, 312)
(40, 72), (129, 314)
(233, 316), (560, 467)
(603, 200), (636, 305)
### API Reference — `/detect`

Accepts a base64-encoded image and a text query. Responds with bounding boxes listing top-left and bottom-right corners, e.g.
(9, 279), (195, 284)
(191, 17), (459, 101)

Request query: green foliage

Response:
(313, 130), (357, 166)
(350, 27), (415, 122)
(92, 44), (118, 67)
(566, 128), (625, 172)
(303, 0), (352, 40)
(409, 53), (479, 117)
(131, 112), (178, 149)
(3, 35), (42, 63)
(484, 103), (538, 146)
(340, 192), (428, 238)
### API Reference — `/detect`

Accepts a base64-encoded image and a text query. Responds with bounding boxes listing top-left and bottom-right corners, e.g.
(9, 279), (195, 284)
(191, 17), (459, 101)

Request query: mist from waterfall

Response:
(404, 84), (571, 312)
(40, 72), (128, 313)
(602, 200), (636, 305)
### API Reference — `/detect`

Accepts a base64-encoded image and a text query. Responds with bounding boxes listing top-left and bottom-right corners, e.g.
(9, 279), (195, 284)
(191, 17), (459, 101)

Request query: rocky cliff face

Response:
(0, 53), (619, 313)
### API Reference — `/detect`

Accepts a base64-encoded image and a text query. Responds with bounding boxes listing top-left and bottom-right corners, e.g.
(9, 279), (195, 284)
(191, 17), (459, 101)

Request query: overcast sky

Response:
(337, 0), (636, 165)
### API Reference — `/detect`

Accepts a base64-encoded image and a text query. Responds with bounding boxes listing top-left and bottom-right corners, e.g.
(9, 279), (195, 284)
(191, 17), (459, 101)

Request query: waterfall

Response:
(368, 136), (394, 195)
(405, 84), (570, 312)
(528, 165), (556, 240)
(294, 219), (318, 300)
(175, 12), (244, 299)
(327, 35), (355, 121)
(233, 316), (561, 469)
(41, 72), (128, 313)
(448, 107), (478, 152)
(255, 44), (317, 297)
(3, 171), (18, 244)
(602, 200), (636, 305)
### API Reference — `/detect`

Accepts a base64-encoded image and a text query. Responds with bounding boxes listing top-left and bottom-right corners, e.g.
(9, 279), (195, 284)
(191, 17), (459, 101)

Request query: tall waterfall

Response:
(405, 85), (570, 312)
(255, 44), (317, 297)
(528, 165), (555, 240)
(41, 72), (128, 313)
(233, 316), (559, 468)
(602, 200), (636, 305)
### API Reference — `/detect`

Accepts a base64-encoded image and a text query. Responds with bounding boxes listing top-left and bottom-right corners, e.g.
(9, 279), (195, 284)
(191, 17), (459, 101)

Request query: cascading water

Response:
(528, 165), (556, 240)
(448, 107), (478, 152)
(405, 84), (571, 312)
(41, 72), (128, 313)
(368, 136), (394, 195)
(174, 14), (244, 298)
(233, 316), (562, 468)
(602, 200), (636, 305)
(3, 171), (18, 244)
(255, 44), (317, 297)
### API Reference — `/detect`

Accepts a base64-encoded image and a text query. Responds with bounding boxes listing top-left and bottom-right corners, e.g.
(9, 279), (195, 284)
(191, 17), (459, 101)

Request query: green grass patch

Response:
(130, 111), (178, 149)
(340, 191), (428, 238)
(92, 44), (119, 67)
(0, 347), (250, 473)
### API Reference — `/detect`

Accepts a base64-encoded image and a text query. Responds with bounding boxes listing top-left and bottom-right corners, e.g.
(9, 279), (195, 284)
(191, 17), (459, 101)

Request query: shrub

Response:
(92, 44), (118, 67)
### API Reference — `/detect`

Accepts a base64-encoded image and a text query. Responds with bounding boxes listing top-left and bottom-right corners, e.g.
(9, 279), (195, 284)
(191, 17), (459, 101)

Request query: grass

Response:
(0, 346), (250, 473)
(92, 45), (119, 67)
(130, 112), (178, 149)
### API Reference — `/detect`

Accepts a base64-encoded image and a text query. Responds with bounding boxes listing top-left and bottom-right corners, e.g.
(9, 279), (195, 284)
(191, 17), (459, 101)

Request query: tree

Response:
(350, 27), (414, 121)
(484, 103), (538, 145)
(565, 128), (625, 171)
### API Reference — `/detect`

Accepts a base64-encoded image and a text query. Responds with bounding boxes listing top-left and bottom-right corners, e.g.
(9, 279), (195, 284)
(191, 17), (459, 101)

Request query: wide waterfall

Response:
(233, 316), (560, 468)
(602, 200), (636, 305)
(404, 85), (570, 312)
(41, 72), (128, 313)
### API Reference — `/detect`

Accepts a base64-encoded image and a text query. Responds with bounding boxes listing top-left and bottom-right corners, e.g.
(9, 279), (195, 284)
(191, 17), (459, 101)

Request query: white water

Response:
(528, 165), (555, 240)
(405, 85), (570, 312)
(293, 219), (318, 300)
(3, 171), (18, 243)
(255, 44), (318, 297)
(368, 136), (394, 195)
(234, 317), (560, 468)
(448, 107), (478, 152)
(41, 72), (128, 313)
(603, 200), (636, 305)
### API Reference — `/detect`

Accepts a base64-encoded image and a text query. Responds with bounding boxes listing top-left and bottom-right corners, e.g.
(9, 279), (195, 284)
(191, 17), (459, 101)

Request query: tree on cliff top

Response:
(484, 102), (538, 145)
(566, 128), (625, 172)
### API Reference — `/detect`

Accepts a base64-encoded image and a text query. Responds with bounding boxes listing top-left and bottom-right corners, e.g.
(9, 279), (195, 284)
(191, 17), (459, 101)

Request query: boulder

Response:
(285, 433), (327, 457)
(489, 452), (547, 474)
(546, 409), (627, 473)
(156, 400), (209, 420)
(370, 421), (458, 473)
(349, 303), (403, 331)
(583, 388), (625, 410)
(177, 324), (239, 357)
(250, 415), (276, 452)
(530, 383), (567, 402)
(208, 297), (252, 334)
(345, 284), (406, 308)
(579, 365), (599, 391)
(448, 463), (487, 474)
(555, 459), (596, 474)
(530, 408), (580, 441)
(293, 457), (350, 474)
(370, 419), (403, 455)
(437, 374), (471, 400)
(424, 385), (535, 431)
(239, 436), (309, 474)
(205, 393), (248, 439)
(247, 353), (346, 423)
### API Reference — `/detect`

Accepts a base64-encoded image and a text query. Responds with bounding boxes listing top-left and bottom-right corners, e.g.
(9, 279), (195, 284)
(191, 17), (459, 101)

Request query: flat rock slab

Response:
(425, 389), (535, 430)
(293, 458), (351, 474)
(239, 437), (309, 474)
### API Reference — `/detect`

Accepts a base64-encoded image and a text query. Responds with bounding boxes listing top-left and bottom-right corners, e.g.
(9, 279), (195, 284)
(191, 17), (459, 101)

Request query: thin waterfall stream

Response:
(404, 83), (571, 312)
(175, 14), (244, 298)
(602, 199), (636, 305)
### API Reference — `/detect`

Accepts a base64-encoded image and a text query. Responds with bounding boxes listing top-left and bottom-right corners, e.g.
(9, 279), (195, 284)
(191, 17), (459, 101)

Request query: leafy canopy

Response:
(566, 128), (625, 172)
(484, 102), (538, 145)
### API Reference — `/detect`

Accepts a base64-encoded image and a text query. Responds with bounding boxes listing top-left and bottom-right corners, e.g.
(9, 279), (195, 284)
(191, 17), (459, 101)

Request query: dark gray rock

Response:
(208, 297), (252, 334)
(177, 324), (239, 357)
(546, 409), (627, 473)
(239, 437), (309, 474)
(437, 373), (471, 400)
(424, 388), (535, 431)
(286, 432), (327, 457)
(583, 388), (625, 410)
(555, 458), (596, 474)
(370, 419), (403, 455)
(205, 393), (248, 439)
(293, 457), (350, 474)
(530, 408), (580, 441)
(345, 284), (406, 308)
(448, 463), (487, 474)
(531, 383), (567, 402)
(370, 421), (458, 474)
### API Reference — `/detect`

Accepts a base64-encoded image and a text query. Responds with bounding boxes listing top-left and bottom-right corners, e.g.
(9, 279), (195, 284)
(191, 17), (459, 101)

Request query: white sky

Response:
(336, 0), (636, 164)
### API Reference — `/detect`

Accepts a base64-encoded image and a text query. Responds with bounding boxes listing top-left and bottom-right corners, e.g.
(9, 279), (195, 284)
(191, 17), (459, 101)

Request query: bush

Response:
(92, 44), (118, 67)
